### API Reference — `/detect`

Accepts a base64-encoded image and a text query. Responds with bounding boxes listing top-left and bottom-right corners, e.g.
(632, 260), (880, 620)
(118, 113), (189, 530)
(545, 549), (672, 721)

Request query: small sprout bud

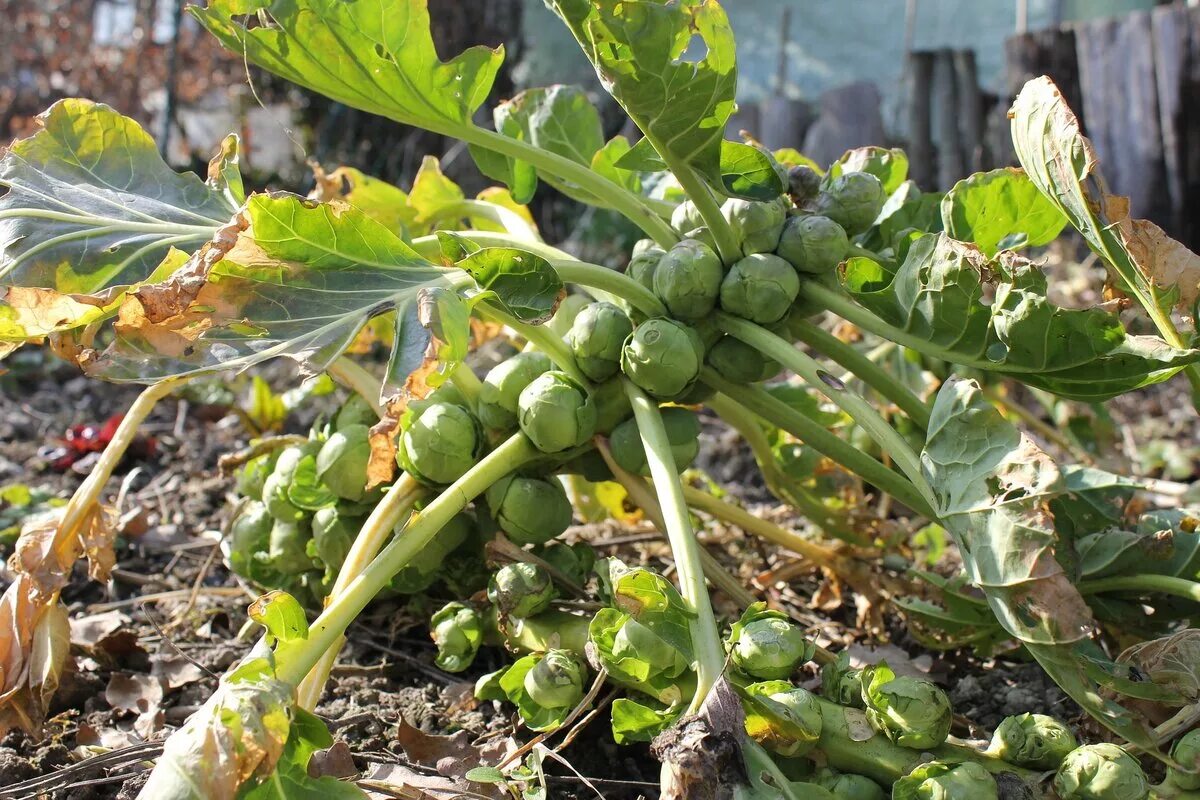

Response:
(396, 401), (482, 485)
(488, 562), (556, 618)
(627, 246), (664, 292)
(860, 662), (952, 749)
(591, 376), (634, 434)
(310, 506), (359, 574)
(523, 650), (586, 709)
(545, 293), (592, 339)
(670, 199), (705, 233)
(517, 371), (598, 453)
(743, 680), (823, 757)
(261, 444), (317, 522)
(706, 336), (780, 383)
(788, 164), (823, 204)
(776, 215), (849, 275)
(681, 226), (719, 254)
(722, 197), (787, 255)
(653, 239), (724, 320)
(720, 252), (801, 324)
(315, 423), (370, 501)
(1168, 729), (1200, 790)
(987, 713), (1078, 770)
(621, 318), (706, 400)
(894, 761), (997, 800)
(536, 542), (596, 586)
(269, 517), (314, 575)
(486, 474), (574, 545)
(1053, 743), (1149, 800)
(819, 652), (865, 708)
(235, 454), (275, 500)
(567, 302), (635, 382)
(813, 171), (885, 235)
(728, 603), (815, 680)
(389, 513), (473, 594)
(430, 601), (483, 673)
(608, 406), (700, 477)
(478, 351), (553, 432)
(226, 500), (273, 580)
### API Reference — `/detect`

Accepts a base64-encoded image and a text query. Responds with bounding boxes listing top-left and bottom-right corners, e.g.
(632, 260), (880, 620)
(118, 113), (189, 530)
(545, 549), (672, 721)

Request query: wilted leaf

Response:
(1118, 629), (1200, 704)
(1011, 76), (1200, 312)
(941, 168), (1068, 257)
(106, 672), (164, 739)
(843, 233), (1199, 400)
(0, 99), (237, 294)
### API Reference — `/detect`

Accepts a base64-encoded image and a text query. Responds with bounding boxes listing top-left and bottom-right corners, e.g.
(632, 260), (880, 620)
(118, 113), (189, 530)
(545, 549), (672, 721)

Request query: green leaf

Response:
(241, 709), (364, 800)
(82, 194), (450, 391)
(312, 165), (416, 236)
(407, 156), (465, 230)
(249, 590), (310, 644)
(457, 247), (565, 324)
(464, 766), (506, 784)
(842, 233), (1200, 400)
(940, 168), (1068, 257)
(610, 697), (682, 744)
(192, 0), (502, 134)
(1010, 76), (1200, 314)
(0, 99), (237, 295)
(286, 455), (338, 511)
(828, 146), (908, 194)
(922, 376), (1160, 750)
(547, 0), (780, 199)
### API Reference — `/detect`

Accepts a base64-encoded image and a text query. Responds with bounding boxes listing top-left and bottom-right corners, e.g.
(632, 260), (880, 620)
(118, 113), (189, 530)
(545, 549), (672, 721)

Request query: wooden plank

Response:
(932, 48), (964, 189)
(954, 50), (986, 174)
(1152, 3), (1200, 245)
(907, 51), (935, 188)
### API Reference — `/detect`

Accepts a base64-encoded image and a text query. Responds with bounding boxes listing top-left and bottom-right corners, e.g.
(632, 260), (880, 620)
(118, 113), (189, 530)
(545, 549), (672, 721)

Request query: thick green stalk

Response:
(1079, 574), (1200, 603)
(704, 393), (860, 542)
(653, 147), (741, 264)
(449, 362), (484, 410)
(702, 370), (935, 519)
(623, 382), (725, 714)
(273, 434), (539, 686)
(716, 313), (938, 514)
(326, 357), (384, 416)
(790, 319), (931, 430)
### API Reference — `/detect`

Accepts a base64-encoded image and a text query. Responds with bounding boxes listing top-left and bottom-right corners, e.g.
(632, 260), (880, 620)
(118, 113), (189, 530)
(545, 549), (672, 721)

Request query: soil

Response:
(0, 349), (1181, 799)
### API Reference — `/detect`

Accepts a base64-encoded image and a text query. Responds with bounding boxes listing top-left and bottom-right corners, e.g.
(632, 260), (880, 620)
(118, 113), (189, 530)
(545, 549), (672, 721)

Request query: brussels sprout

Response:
(523, 649), (586, 709)
(315, 424), (370, 501)
(1168, 729), (1200, 790)
(621, 319), (706, 400)
(744, 680), (823, 757)
(262, 444), (317, 521)
(566, 303), (635, 382)
(310, 506), (359, 574)
(609, 616), (689, 676)
(893, 761), (997, 800)
(986, 713), (1077, 770)
(722, 197), (787, 255)
(814, 770), (884, 800)
(488, 562), (556, 618)
(728, 603), (815, 680)
(545, 292), (592, 340)
(334, 394), (377, 432)
(517, 371), (598, 453)
(486, 474), (573, 545)
(1054, 743), (1149, 800)
(235, 454), (275, 500)
(670, 199), (705, 233)
(390, 513), (473, 594)
(608, 407), (700, 477)
(269, 517), (313, 575)
(478, 351), (554, 432)
(591, 377), (634, 434)
(788, 164), (823, 204)
(720, 253), (800, 324)
(820, 652), (865, 708)
(706, 336), (780, 383)
(627, 246), (664, 293)
(226, 501), (273, 581)
(632, 238), (658, 258)
(813, 172), (885, 235)
(776, 215), (849, 275)
(396, 402), (482, 485)
(537, 542), (596, 586)
(430, 601), (483, 673)
(681, 226), (719, 254)
(653, 239), (724, 320)
(860, 662), (952, 749)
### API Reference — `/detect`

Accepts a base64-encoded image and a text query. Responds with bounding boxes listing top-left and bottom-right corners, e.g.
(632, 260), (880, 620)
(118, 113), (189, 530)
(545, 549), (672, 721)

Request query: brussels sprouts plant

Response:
(1168, 729), (1200, 790)
(7, 0), (1200, 796)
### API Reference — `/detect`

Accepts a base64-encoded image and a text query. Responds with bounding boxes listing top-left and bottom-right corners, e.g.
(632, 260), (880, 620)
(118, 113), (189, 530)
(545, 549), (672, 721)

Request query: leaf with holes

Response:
(940, 168), (1067, 257)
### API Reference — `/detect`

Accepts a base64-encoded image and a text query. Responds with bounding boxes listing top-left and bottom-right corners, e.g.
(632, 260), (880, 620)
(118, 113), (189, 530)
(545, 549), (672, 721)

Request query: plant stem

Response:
(716, 313), (938, 513)
(463, 126), (678, 248)
(449, 362), (484, 410)
(475, 302), (589, 387)
(326, 357), (383, 416)
(273, 434), (539, 686)
(294, 473), (424, 710)
(790, 320), (930, 429)
(701, 370), (935, 519)
(656, 149), (741, 264)
(704, 393), (861, 543)
(429, 199), (543, 243)
(623, 381), (725, 714)
(1079, 575), (1200, 603)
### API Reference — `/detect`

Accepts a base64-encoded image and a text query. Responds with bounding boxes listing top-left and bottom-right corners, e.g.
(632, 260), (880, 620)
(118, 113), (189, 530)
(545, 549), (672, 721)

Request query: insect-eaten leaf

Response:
(941, 167), (1068, 257)
(1011, 76), (1200, 313)
(310, 164), (417, 238)
(843, 233), (1200, 400)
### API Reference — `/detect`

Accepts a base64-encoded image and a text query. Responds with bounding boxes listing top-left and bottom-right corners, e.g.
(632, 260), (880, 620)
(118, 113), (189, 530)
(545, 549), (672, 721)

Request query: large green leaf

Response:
(922, 376), (1159, 749)
(0, 99), (236, 296)
(841, 233), (1199, 400)
(192, 0), (502, 135)
(941, 168), (1068, 257)
(1010, 76), (1200, 315)
(546, 0), (780, 199)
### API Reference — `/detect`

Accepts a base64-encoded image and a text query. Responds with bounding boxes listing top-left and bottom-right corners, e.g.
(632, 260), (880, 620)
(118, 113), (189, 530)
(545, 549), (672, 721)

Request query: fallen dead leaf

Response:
(151, 654), (207, 689)
(106, 672), (164, 739)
